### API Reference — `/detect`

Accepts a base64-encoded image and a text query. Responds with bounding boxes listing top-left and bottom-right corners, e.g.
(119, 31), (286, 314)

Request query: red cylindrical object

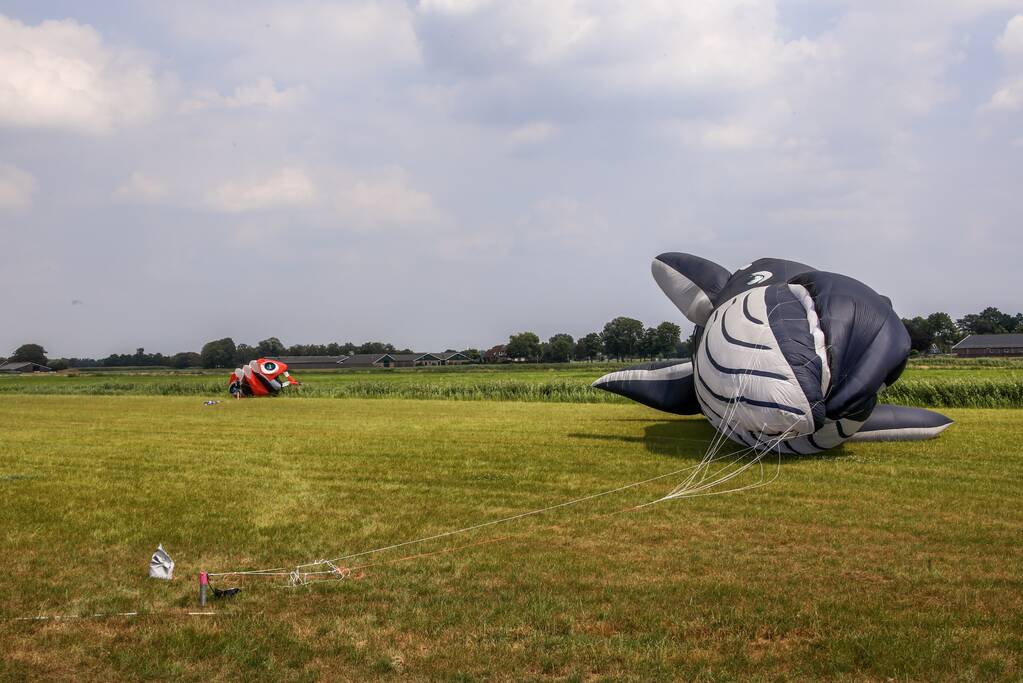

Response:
(199, 571), (208, 607)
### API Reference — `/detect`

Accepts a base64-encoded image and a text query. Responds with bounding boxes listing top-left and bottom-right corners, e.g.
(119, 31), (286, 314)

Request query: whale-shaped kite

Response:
(593, 254), (952, 454)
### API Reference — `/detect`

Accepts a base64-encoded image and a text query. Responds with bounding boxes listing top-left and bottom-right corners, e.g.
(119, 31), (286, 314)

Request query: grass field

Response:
(3, 358), (1023, 408)
(2, 395), (1021, 680)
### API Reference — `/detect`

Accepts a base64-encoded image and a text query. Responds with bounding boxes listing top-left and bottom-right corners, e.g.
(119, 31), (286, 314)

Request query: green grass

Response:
(3, 360), (1023, 407)
(2, 396), (1021, 680)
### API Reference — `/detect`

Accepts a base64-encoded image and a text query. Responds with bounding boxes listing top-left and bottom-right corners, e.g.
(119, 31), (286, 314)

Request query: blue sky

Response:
(1, 1), (1021, 357)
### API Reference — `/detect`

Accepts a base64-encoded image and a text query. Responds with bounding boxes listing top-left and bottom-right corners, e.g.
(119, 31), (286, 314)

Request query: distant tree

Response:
(171, 351), (202, 369)
(234, 344), (259, 364)
(926, 312), (961, 352)
(638, 327), (659, 359)
(601, 317), (644, 360)
(460, 348), (482, 362)
(357, 341), (394, 354)
(901, 317), (935, 353)
(507, 332), (541, 361)
(958, 307), (1016, 335)
(11, 343), (47, 366)
(654, 322), (682, 358)
(574, 333), (603, 361)
(545, 333), (574, 363)
(48, 358), (70, 371)
(678, 329), (699, 358)
(200, 337), (237, 368)
(256, 337), (286, 357)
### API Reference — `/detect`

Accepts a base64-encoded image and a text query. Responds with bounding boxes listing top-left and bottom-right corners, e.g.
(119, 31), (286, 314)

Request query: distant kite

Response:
(229, 358), (299, 398)
(594, 254), (952, 455)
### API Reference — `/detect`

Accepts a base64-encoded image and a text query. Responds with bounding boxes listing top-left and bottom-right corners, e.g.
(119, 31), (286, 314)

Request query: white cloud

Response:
(996, 14), (1023, 56)
(986, 78), (1023, 111)
(112, 172), (167, 203)
(330, 169), (447, 230)
(515, 197), (609, 250)
(159, 1), (420, 82)
(415, 1), (786, 93)
(208, 167), (316, 212)
(508, 121), (557, 146)
(181, 77), (306, 113)
(0, 164), (37, 208)
(0, 15), (157, 133)
(986, 15), (1023, 112)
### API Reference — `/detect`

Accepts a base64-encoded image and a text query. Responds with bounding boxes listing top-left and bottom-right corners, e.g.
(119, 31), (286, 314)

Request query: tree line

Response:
(901, 307), (1023, 353)
(5, 305), (1018, 370)
(504, 318), (684, 362)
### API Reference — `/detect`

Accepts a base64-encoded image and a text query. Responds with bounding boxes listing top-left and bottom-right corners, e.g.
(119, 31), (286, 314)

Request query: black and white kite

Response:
(593, 254), (952, 455)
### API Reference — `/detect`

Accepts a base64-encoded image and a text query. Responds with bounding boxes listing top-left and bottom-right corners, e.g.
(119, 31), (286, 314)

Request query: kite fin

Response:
(592, 360), (702, 415)
(651, 253), (731, 326)
(848, 404), (953, 442)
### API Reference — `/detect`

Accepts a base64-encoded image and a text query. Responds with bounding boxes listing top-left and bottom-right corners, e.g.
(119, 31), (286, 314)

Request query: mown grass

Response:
(3, 359), (1023, 408)
(1, 396), (1021, 681)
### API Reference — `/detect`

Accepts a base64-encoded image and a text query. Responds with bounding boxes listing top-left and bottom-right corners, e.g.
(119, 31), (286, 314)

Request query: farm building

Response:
(340, 352), (471, 368)
(273, 352), (473, 370)
(273, 356), (348, 370)
(951, 333), (1023, 357)
(0, 361), (54, 373)
(483, 345), (508, 363)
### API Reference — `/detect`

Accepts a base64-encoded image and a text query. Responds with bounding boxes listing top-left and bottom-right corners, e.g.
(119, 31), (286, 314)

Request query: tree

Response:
(460, 348), (482, 362)
(958, 307), (1016, 335)
(926, 312), (961, 353)
(11, 343), (47, 366)
(257, 337), (286, 357)
(639, 327), (659, 359)
(234, 343), (259, 364)
(901, 316), (934, 353)
(48, 358), (69, 371)
(171, 352), (201, 369)
(574, 333), (603, 361)
(545, 333), (574, 363)
(357, 341), (394, 354)
(200, 338), (237, 368)
(507, 332), (541, 361)
(654, 321), (682, 358)
(601, 317), (644, 360)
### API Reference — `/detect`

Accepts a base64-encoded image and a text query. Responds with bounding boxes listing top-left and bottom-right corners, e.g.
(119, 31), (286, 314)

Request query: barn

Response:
(951, 333), (1023, 358)
(0, 361), (54, 373)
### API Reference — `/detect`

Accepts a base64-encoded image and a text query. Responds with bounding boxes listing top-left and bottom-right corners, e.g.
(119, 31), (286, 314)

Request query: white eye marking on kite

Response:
(746, 270), (772, 285)
(260, 361), (278, 374)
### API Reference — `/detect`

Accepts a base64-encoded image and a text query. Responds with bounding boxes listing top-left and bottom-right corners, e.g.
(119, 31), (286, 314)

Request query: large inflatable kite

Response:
(229, 358), (299, 398)
(593, 254), (952, 455)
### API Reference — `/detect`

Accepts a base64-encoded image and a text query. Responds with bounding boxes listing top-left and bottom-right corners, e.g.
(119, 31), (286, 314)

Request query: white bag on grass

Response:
(149, 544), (174, 580)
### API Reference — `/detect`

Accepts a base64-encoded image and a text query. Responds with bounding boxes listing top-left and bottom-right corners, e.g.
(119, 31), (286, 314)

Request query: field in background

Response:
(2, 396), (1021, 680)
(2, 357), (1023, 408)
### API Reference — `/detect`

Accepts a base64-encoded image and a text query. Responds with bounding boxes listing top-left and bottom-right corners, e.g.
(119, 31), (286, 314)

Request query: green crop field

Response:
(2, 394), (1021, 681)
(3, 358), (1023, 408)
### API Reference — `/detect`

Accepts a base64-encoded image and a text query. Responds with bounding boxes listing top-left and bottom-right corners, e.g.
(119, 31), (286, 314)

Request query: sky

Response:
(1, 0), (1021, 358)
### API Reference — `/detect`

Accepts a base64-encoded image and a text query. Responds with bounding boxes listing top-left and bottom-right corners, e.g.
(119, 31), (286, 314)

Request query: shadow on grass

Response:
(570, 418), (850, 462)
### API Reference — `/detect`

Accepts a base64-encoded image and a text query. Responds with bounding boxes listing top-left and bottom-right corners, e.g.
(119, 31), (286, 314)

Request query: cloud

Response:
(515, 197), (610, 249)
(208, 167), (316, 212)
(158, 1), (420, 82)
(206, 166), (445, 232)
(508, 121), (558, 146)
(986, 15), (1023, 112)
(0, 164), (37, 209)
(112, 172), (168, 203)
(0, 15), (157, 133)
(181, 77), (306, 113)
(330, 169), (448, 231)
(996, 14), (1023, 56)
